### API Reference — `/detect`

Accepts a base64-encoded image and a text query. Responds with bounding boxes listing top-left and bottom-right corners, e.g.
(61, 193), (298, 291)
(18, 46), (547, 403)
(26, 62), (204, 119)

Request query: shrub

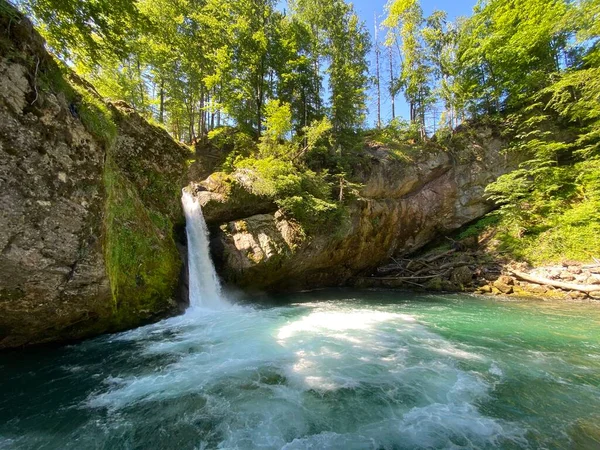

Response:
(230, 156), (341, 233)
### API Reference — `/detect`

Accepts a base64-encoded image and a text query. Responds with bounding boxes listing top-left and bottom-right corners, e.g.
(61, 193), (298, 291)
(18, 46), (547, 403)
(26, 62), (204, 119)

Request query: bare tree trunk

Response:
(137, 56), (145, 114)
(210, 87), (215, 130)
(510, 270), (600, 293)
(199, 86), (205, 142)
(159, 78), (165, 124)
(217, 92), (221, 128)
(375, 13), (381, 129)
(187, 96), (196, 143)
(389, 46), (395, 120)
(303, 90), (308, 149)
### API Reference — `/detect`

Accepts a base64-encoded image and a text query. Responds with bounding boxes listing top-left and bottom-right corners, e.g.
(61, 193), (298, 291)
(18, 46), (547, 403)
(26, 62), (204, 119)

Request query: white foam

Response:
(181, 190), (229, 310)
(82, 302), (525, 449)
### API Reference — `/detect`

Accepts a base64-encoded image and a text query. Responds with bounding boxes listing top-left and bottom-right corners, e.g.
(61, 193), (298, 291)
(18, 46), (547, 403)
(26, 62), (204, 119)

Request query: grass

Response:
(496, 201), (600, 265)
(456, 196), (600, 266)
(74, 86), (117, 147)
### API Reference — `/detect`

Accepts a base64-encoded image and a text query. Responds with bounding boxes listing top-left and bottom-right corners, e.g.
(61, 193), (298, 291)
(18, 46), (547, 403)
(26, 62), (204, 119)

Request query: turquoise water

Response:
(1, 290), (599, 449)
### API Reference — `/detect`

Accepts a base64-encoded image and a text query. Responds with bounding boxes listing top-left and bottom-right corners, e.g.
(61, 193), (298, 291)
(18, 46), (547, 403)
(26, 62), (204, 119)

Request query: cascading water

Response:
(181, 190), (229, 310)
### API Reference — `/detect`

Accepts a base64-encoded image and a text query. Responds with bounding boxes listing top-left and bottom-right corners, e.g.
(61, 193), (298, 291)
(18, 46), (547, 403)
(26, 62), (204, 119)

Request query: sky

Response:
(350, 0), (478, 127)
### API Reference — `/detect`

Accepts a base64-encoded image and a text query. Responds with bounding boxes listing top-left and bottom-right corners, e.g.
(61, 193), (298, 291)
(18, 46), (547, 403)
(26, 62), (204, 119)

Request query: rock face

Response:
(195, 132), (517, 292)
(0, 8), (190, 349)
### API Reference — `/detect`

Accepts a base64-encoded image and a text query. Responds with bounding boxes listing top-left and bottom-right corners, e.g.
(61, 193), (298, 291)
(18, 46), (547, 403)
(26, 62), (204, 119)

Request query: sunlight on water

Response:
(1, 292), (600, 449)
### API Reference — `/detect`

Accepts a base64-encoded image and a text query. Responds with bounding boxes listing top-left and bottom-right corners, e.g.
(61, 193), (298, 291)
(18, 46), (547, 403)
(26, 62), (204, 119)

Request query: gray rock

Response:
(451, 266), (473, 285)
(560, 271), (576, 281)
(0, 7), (189, 349)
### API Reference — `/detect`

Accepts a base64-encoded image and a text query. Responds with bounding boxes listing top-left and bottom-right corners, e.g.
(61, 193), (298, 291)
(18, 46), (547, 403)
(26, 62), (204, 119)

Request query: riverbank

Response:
(356, 244), (600, 302)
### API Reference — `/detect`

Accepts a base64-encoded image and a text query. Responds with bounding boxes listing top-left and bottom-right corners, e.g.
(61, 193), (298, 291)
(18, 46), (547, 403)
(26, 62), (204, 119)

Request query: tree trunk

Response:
(137, 57), (145, 114)
(210, 87), (215, 130)
(389, 46), (395, 120)
(510, 269), (600, 293)
(159, 78), (165, 124)
(303, 90), (308, 149)
(199, 86), (205, 142)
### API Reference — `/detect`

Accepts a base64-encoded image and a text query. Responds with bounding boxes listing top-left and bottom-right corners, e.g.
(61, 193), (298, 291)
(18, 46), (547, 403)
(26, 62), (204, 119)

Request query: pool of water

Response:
(1, 290), (599, 449)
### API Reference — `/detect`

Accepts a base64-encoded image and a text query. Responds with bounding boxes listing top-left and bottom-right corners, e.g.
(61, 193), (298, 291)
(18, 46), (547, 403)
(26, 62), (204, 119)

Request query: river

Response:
(1, 290), (599, 449)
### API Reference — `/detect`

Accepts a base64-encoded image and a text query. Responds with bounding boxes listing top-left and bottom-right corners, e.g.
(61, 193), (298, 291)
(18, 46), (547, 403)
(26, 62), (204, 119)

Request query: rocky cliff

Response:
(192, 130), (516, 292)
(0, 7), (190, 349)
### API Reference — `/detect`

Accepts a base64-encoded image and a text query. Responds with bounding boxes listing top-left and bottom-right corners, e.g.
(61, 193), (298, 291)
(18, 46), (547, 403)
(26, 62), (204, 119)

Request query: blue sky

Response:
(350, 0), (478, 127)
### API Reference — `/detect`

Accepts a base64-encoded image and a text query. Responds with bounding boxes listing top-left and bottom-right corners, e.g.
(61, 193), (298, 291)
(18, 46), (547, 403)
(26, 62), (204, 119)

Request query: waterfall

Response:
(181, 190), (228, 310)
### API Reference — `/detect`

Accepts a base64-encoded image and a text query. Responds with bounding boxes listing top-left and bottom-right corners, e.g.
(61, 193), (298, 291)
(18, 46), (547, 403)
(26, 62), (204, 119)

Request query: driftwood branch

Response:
(438, 261), (470, 271)
(509, 269), (600, 294)
(368, 273), (449, 281)
(425, 249), (456, 263)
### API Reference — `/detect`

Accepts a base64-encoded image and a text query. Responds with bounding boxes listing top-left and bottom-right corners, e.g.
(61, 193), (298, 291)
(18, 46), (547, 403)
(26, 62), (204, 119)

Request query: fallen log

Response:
(367, 273), (449, 281)
(438, 261), (470, 271)
(425, 249), (456, 263)
(509, 269), (600, 294)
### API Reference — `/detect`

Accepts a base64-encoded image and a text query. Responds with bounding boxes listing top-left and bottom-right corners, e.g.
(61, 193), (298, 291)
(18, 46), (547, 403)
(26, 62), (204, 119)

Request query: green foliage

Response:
(277, 195), (342, 232)
(72, 85), (118, 148)
(303, 117), (333, 152)
(456, 0), (600, 264)
(458, 214), (501, 240)
(21, 0), (143, 62)
(367, 118), (422, 148)
(0, 0), (19, 20)
(230, 156), (341, 232)
(21, 0), (371, 145)
(292, 0), (371, 143)
(384, 0), (433, 137)
(492, 202), (600, 265)
(209, 127), (256, 153)
(485, 158), (600, 264)
(263, 100), (293, 142)
(234, 157), (329, 199)
(259, 100), (294, 157)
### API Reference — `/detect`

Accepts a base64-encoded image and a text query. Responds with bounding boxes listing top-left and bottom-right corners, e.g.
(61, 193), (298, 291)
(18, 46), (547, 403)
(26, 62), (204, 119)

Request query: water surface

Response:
(1, 291), (599, 449)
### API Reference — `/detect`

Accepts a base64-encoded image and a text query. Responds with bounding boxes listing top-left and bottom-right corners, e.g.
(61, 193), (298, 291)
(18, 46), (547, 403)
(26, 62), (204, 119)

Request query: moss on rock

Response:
(103, 157), (181, 325)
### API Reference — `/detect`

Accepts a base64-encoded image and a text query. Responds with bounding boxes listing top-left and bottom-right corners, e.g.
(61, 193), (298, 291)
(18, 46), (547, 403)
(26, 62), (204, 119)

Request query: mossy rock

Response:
(103, 158), (181, 326)
(194, 172), (277, 224)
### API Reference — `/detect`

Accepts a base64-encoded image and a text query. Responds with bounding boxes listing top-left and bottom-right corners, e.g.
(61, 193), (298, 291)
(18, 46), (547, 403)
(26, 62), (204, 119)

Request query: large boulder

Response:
(0, 7), (190, 349)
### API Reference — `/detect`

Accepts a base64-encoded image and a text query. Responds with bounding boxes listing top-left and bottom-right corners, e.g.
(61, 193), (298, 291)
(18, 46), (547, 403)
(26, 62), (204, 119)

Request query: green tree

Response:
(456, 0), (570, 116)
(384, 0), (433, 138)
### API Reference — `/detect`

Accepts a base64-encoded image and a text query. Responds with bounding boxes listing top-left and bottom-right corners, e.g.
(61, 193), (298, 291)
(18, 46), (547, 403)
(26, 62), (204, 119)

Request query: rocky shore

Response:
(356, 241), (600, 301)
